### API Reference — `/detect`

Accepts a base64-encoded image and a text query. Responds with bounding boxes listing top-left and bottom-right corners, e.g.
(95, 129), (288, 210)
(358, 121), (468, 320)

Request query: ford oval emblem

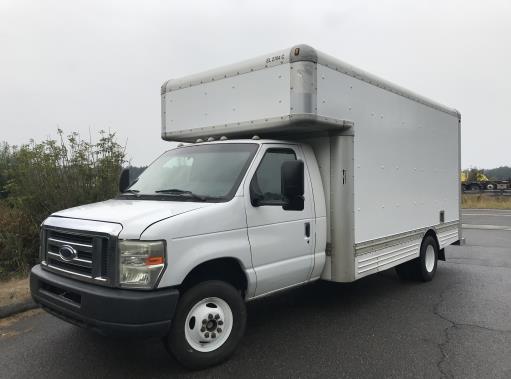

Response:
(59, 245), (78, 261)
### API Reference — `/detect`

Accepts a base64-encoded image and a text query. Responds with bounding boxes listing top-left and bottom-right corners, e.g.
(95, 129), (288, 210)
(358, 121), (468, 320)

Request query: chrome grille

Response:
(42, 228), (114, 285)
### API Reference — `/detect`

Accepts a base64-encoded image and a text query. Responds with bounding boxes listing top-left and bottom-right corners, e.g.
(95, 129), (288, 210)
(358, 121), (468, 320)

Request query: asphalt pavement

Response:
(1, 210), (510, 378)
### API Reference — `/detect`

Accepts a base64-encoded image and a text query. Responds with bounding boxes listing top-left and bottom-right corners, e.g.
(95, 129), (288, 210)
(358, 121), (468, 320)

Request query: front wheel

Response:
(165, 280), (246, 370)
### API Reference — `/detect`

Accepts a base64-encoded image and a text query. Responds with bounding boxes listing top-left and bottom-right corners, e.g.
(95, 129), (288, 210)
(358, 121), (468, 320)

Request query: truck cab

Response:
(31, 139), (325, 368)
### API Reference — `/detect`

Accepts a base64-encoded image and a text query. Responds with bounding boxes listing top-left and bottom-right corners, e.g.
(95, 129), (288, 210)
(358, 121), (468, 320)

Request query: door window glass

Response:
(252, 148), (296, 202)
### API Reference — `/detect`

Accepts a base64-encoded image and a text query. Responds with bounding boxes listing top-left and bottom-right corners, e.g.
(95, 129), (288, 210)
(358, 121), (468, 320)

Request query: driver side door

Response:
(244, 144), (314, 297)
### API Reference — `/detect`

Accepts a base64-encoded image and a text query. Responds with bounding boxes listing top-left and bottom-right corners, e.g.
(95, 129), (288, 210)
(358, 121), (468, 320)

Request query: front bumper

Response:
(30, 264), (179, 337)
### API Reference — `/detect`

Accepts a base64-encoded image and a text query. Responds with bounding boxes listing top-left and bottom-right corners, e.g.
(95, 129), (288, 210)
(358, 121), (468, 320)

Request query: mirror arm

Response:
(250, 192), (262, 207)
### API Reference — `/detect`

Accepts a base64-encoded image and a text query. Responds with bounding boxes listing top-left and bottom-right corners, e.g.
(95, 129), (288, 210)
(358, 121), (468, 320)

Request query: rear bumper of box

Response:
(30, 264), (179, 337)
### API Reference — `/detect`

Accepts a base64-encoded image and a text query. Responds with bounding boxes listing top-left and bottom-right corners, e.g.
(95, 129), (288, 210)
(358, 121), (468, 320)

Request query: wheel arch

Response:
(180, 257), (249, 296)
(424, 228), (444, 261)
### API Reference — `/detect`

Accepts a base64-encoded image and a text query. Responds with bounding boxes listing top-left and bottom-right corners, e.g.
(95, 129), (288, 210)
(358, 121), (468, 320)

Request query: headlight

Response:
(119, 240), (166, 289)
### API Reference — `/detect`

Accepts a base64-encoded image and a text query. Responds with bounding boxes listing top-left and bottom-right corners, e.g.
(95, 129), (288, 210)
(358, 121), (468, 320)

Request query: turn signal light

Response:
(145, 256), (164, 266)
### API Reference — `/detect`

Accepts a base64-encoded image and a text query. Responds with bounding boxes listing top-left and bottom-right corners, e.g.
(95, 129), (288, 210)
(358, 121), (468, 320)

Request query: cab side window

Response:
(251, 148), (296, 204)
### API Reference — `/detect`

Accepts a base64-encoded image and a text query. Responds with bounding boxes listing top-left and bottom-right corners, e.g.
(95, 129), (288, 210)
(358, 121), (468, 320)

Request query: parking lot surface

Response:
(1, 210), (510, 378)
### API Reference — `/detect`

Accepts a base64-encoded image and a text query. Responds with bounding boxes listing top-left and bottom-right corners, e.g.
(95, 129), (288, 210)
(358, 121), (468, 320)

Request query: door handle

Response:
(304, 222), (310, 238)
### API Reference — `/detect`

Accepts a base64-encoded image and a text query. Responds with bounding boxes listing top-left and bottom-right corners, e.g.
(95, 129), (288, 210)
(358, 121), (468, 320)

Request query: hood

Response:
(51, 199), (213, 238)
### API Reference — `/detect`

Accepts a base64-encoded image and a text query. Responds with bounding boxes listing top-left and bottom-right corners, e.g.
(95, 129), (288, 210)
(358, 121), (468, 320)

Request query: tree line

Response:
(462, 167), (511, 182)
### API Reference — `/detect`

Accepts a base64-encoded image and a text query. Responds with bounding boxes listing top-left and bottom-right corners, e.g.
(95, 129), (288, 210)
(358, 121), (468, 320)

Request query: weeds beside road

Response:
(0, 277), (33, 318)
(462, 194), (511, 209)
(0, 130), (125, 280)
(0, 277), (29, 308)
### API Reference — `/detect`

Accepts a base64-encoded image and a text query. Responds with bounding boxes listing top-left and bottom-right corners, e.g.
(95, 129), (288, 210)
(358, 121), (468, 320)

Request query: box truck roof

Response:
(161, 44), (459, 142)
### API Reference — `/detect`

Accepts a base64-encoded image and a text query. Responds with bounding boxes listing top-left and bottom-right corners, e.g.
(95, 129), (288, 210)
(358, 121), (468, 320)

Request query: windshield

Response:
(124, 143), (258, 201)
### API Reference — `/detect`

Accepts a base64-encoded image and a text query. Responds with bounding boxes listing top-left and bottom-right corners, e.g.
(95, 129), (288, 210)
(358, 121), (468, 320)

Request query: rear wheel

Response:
(396, 235), (438, 282)
(165, 280), (246, 370)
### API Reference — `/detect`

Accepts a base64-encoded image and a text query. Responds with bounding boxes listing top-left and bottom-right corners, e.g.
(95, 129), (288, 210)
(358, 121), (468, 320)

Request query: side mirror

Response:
(119, 168), (130, 193)
(281, 160), (304, 210)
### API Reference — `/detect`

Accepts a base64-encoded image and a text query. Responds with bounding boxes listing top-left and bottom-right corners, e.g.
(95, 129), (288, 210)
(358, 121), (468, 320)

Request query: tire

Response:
(165, 280), (246, 370)
(395, 235), (438, 282)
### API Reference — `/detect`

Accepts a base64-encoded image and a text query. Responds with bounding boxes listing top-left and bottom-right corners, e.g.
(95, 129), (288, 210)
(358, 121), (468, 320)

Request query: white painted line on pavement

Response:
(463, 213), (511, 217)
(462, 224), (511, 231)
(462, 208), (511, 212)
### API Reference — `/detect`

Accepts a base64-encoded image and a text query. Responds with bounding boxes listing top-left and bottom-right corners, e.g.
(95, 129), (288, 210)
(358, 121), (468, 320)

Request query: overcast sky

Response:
(1, 0), (510, 168)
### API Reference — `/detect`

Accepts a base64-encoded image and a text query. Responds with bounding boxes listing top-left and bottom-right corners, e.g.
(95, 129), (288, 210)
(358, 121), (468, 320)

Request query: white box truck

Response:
(31, 45), (461, 369)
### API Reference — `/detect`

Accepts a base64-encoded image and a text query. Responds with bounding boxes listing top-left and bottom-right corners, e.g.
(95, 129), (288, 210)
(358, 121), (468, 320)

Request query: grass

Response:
(462, 194), (511, 209)
(0, 277), (30, 309)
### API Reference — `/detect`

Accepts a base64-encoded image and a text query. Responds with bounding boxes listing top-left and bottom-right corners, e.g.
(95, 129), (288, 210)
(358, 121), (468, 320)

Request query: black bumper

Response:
(30, 264), (179, 337)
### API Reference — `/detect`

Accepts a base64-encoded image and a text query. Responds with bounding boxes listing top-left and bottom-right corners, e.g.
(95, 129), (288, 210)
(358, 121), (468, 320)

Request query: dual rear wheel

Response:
(395, 235), (439, 281)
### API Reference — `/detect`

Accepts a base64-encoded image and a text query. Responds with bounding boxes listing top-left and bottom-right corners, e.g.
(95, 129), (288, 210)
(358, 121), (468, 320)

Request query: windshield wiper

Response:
(122, 189), (140, 197)
(154, 188), (207, 201)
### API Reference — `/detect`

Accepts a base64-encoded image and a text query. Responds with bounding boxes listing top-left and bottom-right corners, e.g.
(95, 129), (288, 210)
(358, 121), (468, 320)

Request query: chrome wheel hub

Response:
(184, 297), (233, 352)
(425, 245), (435, 273)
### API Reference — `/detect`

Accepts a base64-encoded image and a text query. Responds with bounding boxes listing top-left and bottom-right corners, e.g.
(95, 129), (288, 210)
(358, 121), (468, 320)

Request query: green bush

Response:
(0, 203), (36, 277)
(0, 130), (126, 279)
(0, 142), (11, 198)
